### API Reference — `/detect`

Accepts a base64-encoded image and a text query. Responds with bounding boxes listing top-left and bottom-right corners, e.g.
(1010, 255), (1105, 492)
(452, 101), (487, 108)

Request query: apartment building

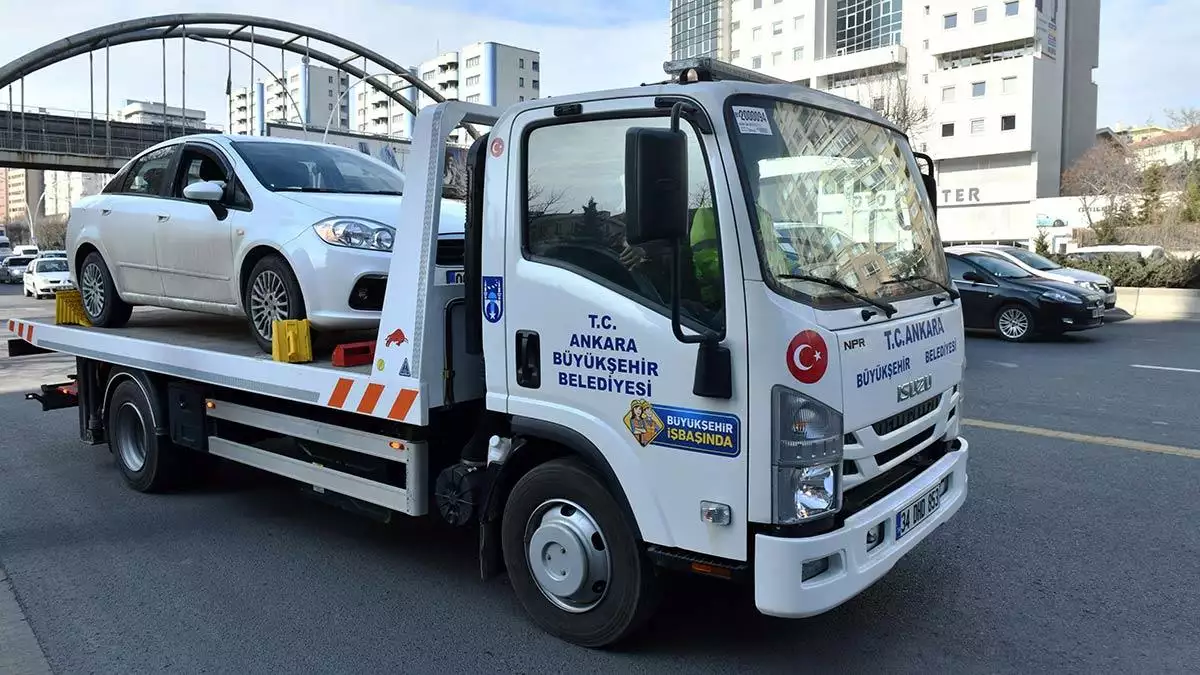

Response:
(5, 169), (44, 226)
(118, 100), (208, 130)
(669, 0), (1101, 244)
(228, 61), (351, 135)
(357, 42), (541, 145)
(43, 171), (109, 218)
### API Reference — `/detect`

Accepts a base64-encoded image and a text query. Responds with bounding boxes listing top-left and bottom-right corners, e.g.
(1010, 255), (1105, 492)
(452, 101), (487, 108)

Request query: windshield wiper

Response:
(882, 275), (960, 300)
(777, 274), (897, 318)
(274, 186), (340, 193)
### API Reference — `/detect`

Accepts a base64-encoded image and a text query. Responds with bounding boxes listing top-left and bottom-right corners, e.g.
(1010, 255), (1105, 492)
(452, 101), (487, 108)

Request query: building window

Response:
(923, 74), (929, 83)
(752, 26), (761, 41)
(519, 77), (525, 87)
(871, 97), (885, 111)
(532, 61), (539, 71)
(923, 39), (929, 50)
(974, 7), (987, 23)
(1002, 76), (1017, 94)
(972, 81), (986, 97)
(942, 86), (956, 102)
(732, 20), (740, 30)
(519, 58), (525, 68)
(519, 96), (525, 101)
(328, 103), (334, 110)
(466, 75), (481, 86)
(532, 79), (539, 88)
(423, 70), (436, 80)
(1001, 115), (1016, 131)
(772, 21), (783, 35)
(941, 123), (955, 137)
(944, 13), (958, 29)
(753, 0), (762, 8)
(970, 118), (985, 134)
(751, 55), (762, 69)
(794, 15), (804, 31)
(793, 46), (804, 61)
(731, 49), (741, 60)
(467, 94), (480, 103)
(1005, 1), (1019, 16)
(523, 115), (724, 330)
(836, 0), (902, 55)
(328, 75), (333, 83)
(466, 56), (481, 68)
(772, 51), (782, 66)
(328, 89), (333, 97)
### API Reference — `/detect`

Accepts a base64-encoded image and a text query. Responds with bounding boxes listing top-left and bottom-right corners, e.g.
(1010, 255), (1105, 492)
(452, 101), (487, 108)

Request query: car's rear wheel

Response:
(243, 254), (307, 353)
(80, 251), (133, 328)
(995, 304), (1035, 342)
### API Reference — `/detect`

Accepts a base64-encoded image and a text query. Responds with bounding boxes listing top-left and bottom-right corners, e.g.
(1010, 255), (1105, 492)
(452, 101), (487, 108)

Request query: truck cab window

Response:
(523, 116), (725, 330)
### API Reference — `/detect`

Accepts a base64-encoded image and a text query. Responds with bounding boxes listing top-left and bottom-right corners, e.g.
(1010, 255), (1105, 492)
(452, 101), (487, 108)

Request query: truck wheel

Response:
(107, 379), (183, 492)
(501, 458), (659, 648)
(79, 251), (133, 328)
(243, 254), (306, 353)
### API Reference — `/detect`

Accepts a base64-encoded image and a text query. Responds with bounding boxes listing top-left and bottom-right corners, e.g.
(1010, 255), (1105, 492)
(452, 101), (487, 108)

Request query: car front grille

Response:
(872, 393), (943, 436)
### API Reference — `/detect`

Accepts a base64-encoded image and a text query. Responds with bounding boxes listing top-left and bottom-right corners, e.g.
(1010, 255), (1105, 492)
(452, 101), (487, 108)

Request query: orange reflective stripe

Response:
(17, 323), (25, 339)
(327, 378), (354, 408)
(357, 383), (385, 414)
(25, 325), (33, 342)
(387, 389), (418, 421)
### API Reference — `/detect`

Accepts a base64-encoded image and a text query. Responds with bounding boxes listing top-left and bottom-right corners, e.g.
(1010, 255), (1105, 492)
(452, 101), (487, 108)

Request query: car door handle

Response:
(101, 209), (111, 216)
(156, 214), (171, 222)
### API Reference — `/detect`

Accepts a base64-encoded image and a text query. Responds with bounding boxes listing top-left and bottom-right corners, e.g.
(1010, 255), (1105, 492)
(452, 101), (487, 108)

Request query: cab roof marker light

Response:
(662, 57), (793, 86)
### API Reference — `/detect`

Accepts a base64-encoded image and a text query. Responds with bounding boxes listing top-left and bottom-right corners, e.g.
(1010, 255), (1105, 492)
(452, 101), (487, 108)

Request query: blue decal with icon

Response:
(623, 400), (740, 458)
(446, 269), (464, 285)
(482, 276), (504, 323)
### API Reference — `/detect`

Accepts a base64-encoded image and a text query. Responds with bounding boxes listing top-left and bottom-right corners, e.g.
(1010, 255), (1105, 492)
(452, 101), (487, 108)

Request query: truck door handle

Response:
(101, 209), (111, 216)
(156, 214), (171, 222)
(515, 330), (541, 389)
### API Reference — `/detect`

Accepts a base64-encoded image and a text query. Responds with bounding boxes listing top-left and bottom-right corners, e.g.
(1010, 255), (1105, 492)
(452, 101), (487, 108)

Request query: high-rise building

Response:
(118, 100), (208, 130)
(43, 171), (109, 218)
(5, 169), (44, 226)
(357, 42), (541, 145)
(669, 0), (1100, 244)
(228, 61), (351, 135)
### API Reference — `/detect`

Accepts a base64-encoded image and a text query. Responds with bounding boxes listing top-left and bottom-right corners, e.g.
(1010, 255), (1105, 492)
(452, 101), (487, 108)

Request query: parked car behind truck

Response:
(946, 244), (1117, 309)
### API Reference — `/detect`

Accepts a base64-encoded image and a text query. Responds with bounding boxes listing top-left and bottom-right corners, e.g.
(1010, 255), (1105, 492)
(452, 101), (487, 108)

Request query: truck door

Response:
(494, 98), (751, 561)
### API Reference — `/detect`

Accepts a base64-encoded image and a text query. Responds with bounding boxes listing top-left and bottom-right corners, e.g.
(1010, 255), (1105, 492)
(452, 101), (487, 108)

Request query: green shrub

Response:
(1052, 254), (1200, 289)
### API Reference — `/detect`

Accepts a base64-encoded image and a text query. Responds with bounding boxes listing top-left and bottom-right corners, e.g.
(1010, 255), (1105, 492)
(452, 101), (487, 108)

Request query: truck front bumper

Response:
(753, 437), (969, 618)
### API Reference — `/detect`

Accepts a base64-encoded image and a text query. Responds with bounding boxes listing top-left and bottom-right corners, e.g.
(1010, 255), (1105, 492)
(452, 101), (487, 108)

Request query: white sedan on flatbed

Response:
(67, 134), (465, 351)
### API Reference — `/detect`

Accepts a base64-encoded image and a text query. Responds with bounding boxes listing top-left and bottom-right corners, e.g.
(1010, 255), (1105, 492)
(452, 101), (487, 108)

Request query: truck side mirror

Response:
(914, 151), (937, 219)
(624, 127), (688, 245)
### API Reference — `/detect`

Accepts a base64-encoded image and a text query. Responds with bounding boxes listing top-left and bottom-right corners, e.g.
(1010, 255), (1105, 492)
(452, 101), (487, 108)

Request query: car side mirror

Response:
(183, 180), (226, 203)
(624, 127), (688, 245)
(962, 271), (986, 283)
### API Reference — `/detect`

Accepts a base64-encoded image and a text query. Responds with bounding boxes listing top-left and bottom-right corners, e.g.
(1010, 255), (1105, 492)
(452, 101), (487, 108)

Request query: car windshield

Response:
(232, 141), (405, 195)
(1005, 247), (1061, 271)
(35, 259), (68, 273)
(727, 95), (947, 308)
(964, 254), (1031, 278)
(5, 257), (33, 268)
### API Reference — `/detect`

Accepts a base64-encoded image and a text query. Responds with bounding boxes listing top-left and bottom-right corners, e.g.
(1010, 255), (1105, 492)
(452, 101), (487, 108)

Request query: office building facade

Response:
(669, 0), (1101, 244)
(228, 61), (351, 135)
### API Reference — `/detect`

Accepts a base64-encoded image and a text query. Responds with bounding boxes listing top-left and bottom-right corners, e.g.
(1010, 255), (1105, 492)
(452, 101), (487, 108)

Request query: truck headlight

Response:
(771, 385), (843, 524)
(313, 217), (395, 252)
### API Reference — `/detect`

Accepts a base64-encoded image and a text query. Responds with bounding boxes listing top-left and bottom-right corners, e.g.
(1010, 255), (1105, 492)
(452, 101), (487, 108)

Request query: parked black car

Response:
(946, 252), (1106, 342)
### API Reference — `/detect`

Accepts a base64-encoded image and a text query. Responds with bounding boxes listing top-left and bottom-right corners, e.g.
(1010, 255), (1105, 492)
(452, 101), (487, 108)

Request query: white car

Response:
(24, 256), (73, 298)
(945, 244), (1117, 309)
(67, 134), (466, 351)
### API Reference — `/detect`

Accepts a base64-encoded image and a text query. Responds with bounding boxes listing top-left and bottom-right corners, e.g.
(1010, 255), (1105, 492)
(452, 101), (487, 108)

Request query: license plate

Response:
(895, 478), (946, 540)
(1091, 308), (1103, 318)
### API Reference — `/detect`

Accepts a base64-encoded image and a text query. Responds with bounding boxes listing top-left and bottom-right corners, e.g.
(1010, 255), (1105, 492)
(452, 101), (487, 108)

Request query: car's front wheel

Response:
(995, 304), (1035, 342)
(243, 254), (307, 353)
(79, 251), (133, 327)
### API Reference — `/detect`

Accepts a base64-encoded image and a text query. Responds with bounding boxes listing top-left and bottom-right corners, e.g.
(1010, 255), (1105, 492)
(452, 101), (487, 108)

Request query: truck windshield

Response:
(727, 95), (948, 309)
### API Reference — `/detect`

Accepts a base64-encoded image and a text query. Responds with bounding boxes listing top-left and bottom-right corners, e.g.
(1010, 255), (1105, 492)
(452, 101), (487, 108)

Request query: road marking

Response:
(1131, 364), (1200, 375)
(963, 418), (1200, 460)
(987, 361), (1019, 369)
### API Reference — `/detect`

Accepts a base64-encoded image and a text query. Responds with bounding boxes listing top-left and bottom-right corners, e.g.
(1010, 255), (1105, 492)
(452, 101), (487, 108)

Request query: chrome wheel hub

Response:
(80, 263), (105, 318)
(525, 499), (611, 613)
(249, 270), (289, 340)
(999, 308), (1030, 339)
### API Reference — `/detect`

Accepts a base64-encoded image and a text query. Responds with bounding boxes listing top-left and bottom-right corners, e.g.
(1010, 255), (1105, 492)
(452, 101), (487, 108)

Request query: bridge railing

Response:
(0, 130), (148, 160)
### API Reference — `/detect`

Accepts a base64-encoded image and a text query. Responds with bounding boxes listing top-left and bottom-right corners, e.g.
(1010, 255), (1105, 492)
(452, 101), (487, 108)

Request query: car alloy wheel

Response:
(998, 307), (1031, 340)
(249, 269), (290, 342)
(80, 262), (106, 318)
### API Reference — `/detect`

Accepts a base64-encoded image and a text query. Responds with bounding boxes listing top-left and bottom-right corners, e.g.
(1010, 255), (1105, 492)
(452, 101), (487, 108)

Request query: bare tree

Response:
(35, 215), (68, 249)
(526, 179), (568, 219)
(1061, 142), (1140, 227)
(866, 73), (931, 137)
(1164, 107), (1200, 129)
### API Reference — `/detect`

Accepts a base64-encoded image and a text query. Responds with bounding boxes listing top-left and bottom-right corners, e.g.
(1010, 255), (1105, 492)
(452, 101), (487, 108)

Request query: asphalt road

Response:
(1, 284), (1198, 674)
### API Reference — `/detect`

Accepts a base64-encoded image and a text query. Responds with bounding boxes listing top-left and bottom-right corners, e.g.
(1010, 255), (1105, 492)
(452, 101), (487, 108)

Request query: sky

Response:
(0, 0), (1195, 130)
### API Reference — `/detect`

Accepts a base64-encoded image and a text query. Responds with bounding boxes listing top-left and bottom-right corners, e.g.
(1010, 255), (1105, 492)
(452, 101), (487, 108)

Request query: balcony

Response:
(811, 45), (907, 79)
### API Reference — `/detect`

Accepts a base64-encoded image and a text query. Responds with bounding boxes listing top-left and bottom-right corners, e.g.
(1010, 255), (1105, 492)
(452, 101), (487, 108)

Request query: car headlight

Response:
(313, 217), (395, 252)
(1073, 279), (1099, 291)
(1041, 290), (1082, 304)
(771, 385), (843, 524)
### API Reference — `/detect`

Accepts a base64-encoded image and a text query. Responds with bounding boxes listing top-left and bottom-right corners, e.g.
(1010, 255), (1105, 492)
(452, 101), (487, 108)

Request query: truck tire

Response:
(79, 251), (133, 328)
(243, 254), (307, 353)
(501, 457), (659, 647)
(107, 379), (184, 492)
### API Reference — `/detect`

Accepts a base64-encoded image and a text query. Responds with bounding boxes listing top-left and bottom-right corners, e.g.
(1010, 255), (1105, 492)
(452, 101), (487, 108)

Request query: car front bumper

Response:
(283, 232), (391, 330)
(753, 437), (969, 618)
(1042, 301), (1105, 332)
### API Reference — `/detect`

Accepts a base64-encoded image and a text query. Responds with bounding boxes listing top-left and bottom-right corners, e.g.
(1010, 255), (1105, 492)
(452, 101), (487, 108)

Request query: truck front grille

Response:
(872, 394), (942, 436)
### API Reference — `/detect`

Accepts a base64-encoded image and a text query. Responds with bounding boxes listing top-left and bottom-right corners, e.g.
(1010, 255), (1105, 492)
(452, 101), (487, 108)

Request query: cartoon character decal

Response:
(623, 399), (664, 447)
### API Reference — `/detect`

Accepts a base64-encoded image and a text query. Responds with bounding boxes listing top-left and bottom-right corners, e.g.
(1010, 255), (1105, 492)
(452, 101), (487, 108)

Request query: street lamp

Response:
(187, 34), (309, 140)
(323, 72), (414, 143)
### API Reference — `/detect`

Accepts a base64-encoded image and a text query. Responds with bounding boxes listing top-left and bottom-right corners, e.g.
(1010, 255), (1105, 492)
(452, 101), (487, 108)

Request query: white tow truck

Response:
(6, 58), (969, 647)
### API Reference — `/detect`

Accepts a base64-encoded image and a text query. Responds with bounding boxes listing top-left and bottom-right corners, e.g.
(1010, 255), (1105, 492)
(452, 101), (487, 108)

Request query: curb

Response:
(1114, 287), (1200, 320)
(0, 568), (51, 675)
